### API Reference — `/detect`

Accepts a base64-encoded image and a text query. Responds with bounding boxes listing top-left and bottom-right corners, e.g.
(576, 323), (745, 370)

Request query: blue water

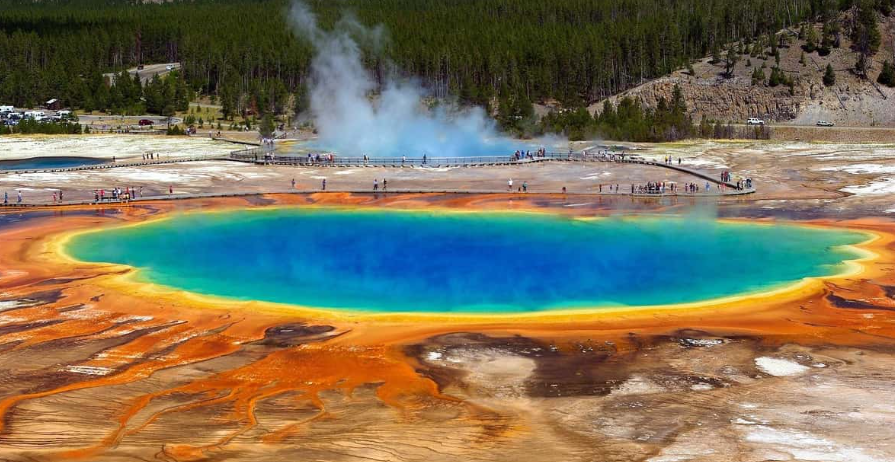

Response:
(0, 157), (106, 171)
(67, 209), (867, 313)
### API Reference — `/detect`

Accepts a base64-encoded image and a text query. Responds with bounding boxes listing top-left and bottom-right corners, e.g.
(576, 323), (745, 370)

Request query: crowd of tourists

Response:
(511, 148), (549, 161)
(92, 187), (142, 203)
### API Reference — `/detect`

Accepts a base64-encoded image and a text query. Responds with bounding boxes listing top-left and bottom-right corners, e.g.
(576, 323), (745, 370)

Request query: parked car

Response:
(816, 120), (835, 127)
(138, 119), (154, 126)
(746, 117), (765, 125)
(24, 111), (47, 121)
(165, 65), (174, 71)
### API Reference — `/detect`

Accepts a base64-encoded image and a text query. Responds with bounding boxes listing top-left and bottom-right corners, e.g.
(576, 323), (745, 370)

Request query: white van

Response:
(746, 117), (765, 125)
(24, 111), (47, 121)
(0, 105), (13, 114)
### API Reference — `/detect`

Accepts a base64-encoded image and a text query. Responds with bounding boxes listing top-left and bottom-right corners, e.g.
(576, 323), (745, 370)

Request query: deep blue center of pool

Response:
(67, 209), (867, 313)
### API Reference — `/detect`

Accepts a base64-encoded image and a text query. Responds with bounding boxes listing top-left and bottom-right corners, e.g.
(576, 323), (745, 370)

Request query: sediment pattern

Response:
(1, 193), (894, 461)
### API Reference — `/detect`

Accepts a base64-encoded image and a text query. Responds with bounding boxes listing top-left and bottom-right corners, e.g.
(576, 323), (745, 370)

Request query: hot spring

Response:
(0, 156), (106, 171)
(66, 209), (868, 314)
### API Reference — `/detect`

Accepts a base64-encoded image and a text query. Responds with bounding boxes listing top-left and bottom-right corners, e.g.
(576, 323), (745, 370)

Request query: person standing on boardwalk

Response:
(322, 178), (326, 190)
(3, 191), (7, 205)
(17, 190), (22, 204)
(508, 179), (513, 191)
(169, 185), (173, 194)
(291, 178), (296, 189)
(383, 179), (388, 191)
(373, 179), (379, 191)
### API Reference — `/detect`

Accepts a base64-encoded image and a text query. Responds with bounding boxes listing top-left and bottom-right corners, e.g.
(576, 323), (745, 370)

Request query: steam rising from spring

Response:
(289, 1), (522, 157)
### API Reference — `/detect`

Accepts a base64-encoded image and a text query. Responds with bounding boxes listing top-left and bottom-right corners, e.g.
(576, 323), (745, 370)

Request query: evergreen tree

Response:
(751, 67), (766, 85)
(259, 113), (276, 138)
(852, 1), (882, 56)
(878, 61), (895, 87)
(802, 25), (819, 53)
(823, 64), (836, 86)
(724, 46), (739, 77)
(855, 54), (869, 78)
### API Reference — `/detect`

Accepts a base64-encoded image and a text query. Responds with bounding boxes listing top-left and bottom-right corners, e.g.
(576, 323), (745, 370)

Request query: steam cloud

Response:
(288, 1), (526, 157)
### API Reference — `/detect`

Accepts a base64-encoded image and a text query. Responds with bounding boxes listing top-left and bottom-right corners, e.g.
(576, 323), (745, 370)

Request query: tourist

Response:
(322, 178), (326, 190)
(383, 179), (388, 191)
(139, 187), (143, 198)
(522, 181), (528, 192)
(402, 155), (406, 166)
(562, 186), (567, 194)
(17, 190), (22, 204)
(291, 178), (296, 189)
(3, 191), (7, 205)
(59, 191), (63, 202)
(508, 179), (513, 191)
(169, 185), (173, 194)
(373, 179), (379, 191)
(52, 192), (57, 204)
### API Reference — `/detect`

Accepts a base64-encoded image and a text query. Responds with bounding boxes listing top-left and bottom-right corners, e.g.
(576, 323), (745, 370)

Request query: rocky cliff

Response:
(589, 14), (895, 126)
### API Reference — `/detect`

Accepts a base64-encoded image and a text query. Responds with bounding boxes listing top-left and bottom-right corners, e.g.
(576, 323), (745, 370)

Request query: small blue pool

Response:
(0, 157), (107, 171)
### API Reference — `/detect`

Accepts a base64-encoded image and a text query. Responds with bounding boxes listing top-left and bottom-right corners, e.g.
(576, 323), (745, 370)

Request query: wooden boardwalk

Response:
(230, 148), (753, 192)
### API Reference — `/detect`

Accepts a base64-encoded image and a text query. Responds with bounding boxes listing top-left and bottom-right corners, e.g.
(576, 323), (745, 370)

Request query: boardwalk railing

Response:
(229, 149), (632, 168)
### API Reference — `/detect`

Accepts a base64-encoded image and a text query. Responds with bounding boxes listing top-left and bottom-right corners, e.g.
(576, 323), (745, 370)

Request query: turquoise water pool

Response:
(67, 209), (867, 313)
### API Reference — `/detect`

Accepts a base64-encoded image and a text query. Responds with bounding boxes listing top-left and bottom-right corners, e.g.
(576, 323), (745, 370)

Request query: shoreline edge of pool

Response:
(37, 199), (884, 324)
